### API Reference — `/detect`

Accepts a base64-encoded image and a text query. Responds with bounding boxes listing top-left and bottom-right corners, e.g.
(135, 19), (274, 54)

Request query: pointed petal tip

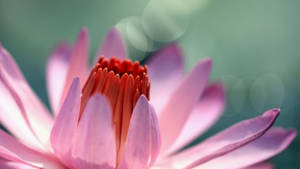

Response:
(80, 27), (88, 34)
(263, 108), (280, 118)
(78, 28), (89, 41)
(195, 57), (212, 70)
(159, 43), (184, 60)
(136, 95), (149, 107)
(108, 27), (121, 36)
(96, 27), (127, 60)
(49, 42), (71, 59)
(202, 57), (213, 65)
(209, 82), (226, 93)
(282, 128), (297, 138)
(192, 57), (212, 77)
(139, 94), (148, 101)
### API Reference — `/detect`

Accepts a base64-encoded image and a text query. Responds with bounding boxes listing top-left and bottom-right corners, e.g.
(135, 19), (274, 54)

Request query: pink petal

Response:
(0, 129), (64, 169)
(194, 128), (296, 169)
(96, 27), (127, 60)
(59, 28), (89, 113)
(0, 159), (37, 169)
(161, 109), (279, 169)
(159, 58), (212, 152)
(46, 43), (72, 114)
(50, 78), (80, 168)
(118, 96), (152, 169)
(147, 44), (184, 113)
(243, 163), (274, 169)
(165, 83), (226, 154)
(71, 94), (116, 169)
(0, 45), (53, 150)
(0, 82), (41, 150)
(149, 104), (161, 166)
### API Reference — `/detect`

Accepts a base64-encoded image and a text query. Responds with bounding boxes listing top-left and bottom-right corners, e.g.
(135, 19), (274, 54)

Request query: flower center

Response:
(80, 56), (150, 163)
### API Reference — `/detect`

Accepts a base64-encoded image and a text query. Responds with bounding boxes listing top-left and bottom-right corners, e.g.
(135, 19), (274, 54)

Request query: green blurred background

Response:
(0, 0), (299, 168)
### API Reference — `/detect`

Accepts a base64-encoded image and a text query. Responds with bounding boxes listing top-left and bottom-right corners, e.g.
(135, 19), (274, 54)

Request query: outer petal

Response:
(159, 58), (212, 152)
(0, 45), (53, 150)
(149, 105), (162, 166)
(59, 28), (89, 113)
(50, 78), (80, 168)
(147, 44), (184, 113)
(71, 94), (116, 169)
(166, 83), (225, 154)
(118, 96), (152, 169)
(0, 129), (64, 169)
(0, 81), (41, 150)
(194, 128), (296, 169)
(0, 159), (37, 169)
(243, 163), (274, 169)
(46, 43), (72, 114)
(160, 109), (279, 169)
(96, 27), (127, 60)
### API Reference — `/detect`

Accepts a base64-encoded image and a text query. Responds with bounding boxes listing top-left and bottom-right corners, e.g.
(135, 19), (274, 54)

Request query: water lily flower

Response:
(0, 27), (296, 169)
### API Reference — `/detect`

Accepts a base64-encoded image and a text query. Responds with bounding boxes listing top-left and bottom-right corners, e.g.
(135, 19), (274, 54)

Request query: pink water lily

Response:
(0, 27), (296, 169)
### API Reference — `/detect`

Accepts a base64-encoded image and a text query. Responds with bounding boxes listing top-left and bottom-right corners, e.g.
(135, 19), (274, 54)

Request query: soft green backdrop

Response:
(0, 0), (299, 168)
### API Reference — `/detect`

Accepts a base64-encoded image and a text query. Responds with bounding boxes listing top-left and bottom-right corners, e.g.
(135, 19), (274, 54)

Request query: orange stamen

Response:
(80, 56), (150, 164)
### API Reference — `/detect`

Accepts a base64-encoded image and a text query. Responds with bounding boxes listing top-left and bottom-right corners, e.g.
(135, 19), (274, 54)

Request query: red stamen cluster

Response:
(80, 56), (150, 164)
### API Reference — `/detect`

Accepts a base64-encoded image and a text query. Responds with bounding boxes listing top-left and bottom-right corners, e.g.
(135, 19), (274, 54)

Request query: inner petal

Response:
(80, 56), (150, 164)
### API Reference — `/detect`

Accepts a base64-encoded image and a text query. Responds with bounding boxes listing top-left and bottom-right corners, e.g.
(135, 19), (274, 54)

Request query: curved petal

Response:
(46, 43), (72, 114)
(243, 163), (274, 169)
(0, 81), (42, 150)
(96, 27), (127, 61)
(160, 109), (280, 169)
(194, 128), (296, 169)
(59, 28), (89, 113)
(71, 94), (116, 169)
(166, 83), (225, 154)
(50, 78), (80, 168)
(0, 159), (38, 169)
(149, 105), (162, 166)
(0, 45), (53, 150)
(147, 44), (184, 114)
(159, 58), (212, 152)
(118, 96), (152, 169)
(0, 129), (64, 169)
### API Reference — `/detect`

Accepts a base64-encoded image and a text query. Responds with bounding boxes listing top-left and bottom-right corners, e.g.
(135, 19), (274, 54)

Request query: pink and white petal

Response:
(159, 58), (212, 152)
(118, 96), (152, 169)
(50, 78), (80, 168)
(46, 43), (72, 114)
(0, 158), (38, 169)
(96, 27), (127, 61)
(0, 129), (64, 169)
(147, 44), (184, 113)
(194, 128), (296, 169)
(149, 105), (161, 166)
(243, 163), (274, 169)
(0, 45), (53, 150)
(165, 83), (225, 155)
(160, 109), (280, 169)
(59, 28), (89, 112)
(0, 82), (42, 150)
(71, 94), (116, 169)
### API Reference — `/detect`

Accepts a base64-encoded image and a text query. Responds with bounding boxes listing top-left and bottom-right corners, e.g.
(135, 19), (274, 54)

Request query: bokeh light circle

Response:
(142, 0), (190, 42)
